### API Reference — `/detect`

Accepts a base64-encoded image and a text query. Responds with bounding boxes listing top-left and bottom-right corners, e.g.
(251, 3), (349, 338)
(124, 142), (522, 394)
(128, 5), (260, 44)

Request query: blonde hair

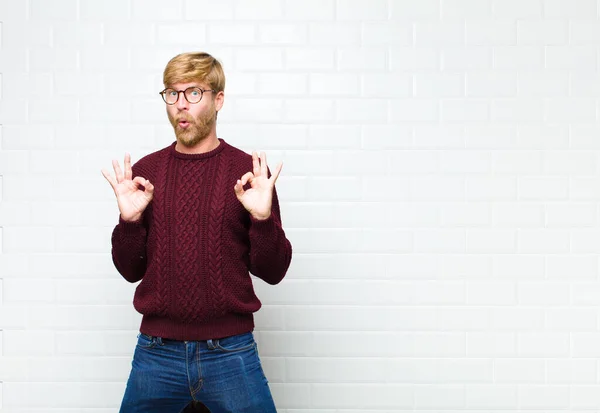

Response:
(163, 52), (226, 92)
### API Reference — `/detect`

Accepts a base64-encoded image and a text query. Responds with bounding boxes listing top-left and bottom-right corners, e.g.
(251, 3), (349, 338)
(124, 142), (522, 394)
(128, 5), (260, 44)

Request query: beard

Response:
(168, 105), (217, 148)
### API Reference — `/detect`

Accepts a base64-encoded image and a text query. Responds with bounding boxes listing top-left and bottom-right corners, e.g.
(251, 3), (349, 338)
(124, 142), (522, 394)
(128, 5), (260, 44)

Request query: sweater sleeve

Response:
(248, 187), (292, 285)
(111, 216), (148, 283)
(110, 162), (150, 283)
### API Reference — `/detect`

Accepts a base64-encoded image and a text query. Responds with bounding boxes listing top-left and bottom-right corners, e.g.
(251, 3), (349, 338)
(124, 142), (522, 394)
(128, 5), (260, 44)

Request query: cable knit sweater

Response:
(110, 139), (292, 340)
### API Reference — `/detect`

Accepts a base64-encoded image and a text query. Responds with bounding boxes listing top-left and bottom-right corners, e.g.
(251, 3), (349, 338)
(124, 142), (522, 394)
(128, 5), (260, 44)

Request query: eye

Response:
(190, 90), (200, 96)
(167, 90), (177, 96)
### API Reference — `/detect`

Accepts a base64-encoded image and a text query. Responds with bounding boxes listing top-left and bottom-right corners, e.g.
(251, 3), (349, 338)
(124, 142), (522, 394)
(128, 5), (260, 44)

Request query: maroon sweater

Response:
(111, 139), (292, 340)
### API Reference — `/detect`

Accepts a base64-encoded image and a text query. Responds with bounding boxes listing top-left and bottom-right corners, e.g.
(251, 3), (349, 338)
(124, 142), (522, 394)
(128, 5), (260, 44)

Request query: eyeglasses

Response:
(159, 87), (216, 105)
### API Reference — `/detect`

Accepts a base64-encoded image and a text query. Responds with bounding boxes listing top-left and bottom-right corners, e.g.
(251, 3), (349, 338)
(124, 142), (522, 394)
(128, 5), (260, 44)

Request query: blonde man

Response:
(102, 52), (291, 413)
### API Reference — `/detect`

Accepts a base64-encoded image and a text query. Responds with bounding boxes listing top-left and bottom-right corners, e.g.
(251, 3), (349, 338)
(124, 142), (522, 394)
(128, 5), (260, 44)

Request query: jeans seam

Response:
(215, 340), (255, 353)
(192, 342), (203, 395)
(185, 342), (194, 396)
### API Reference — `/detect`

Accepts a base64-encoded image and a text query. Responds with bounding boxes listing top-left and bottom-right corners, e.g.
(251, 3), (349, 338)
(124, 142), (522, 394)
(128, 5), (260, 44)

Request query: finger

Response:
(132, 176), (146, 188)
(234, 179), (245, 198)
(252, 151), (260, 177)
(144, 180), (155, 196)
(133, 176), (153, 190)
(124, 153), (132, 181)
(101, 168), (118, 190)
(269, 161), (283, 184)
(239, 172), (254, 186)
(112, 159), (124, 183)
(260, 151), (268, 177)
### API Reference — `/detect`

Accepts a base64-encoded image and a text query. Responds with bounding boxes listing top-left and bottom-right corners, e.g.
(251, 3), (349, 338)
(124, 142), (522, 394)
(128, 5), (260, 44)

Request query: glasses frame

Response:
(159, 87), (216, 105)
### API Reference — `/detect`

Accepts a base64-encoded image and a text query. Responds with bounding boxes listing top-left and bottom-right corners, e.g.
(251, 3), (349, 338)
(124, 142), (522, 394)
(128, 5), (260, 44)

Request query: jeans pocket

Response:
(136, 333), (156, 349)
(215, 333), (256, 353)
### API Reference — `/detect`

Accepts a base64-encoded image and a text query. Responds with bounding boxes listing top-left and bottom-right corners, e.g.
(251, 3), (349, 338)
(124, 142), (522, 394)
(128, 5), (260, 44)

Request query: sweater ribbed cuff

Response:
(249, 213), (277, 233)
(118, 216), (145, 235)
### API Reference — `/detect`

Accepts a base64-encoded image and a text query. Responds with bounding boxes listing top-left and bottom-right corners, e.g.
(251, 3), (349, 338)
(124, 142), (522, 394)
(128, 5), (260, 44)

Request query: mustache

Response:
(176, 114), (193, 123)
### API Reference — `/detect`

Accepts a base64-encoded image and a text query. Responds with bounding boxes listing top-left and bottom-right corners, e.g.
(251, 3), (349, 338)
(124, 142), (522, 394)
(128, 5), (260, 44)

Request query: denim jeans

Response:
(119, 331), (277, 413)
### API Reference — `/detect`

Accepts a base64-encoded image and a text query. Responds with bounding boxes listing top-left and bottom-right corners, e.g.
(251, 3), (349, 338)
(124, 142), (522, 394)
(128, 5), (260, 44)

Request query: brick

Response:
(1, 21), (52, 48)
(208, 24), (256, 44)
(29, 47), (78, 71)
(415, 22), (465, 47)
(466, 20), (516, 45)
(493, 203), (544, 227)
(467, 72), (517, 97)
(132, 0), (183, 20)
(415, 73), (464, 97)
(336, 99), (387, 123)
(466, 176), (517, 201)
(494, 46), (544, 69)
(492, 0), (542, 18)
(441, 99), (489, 122)
(466, 230), (517, 253)
(518, 72), (569, 97)
(391, 99), (439, 122)
(309, 23), (360, 46)
(233, 0), (283, 20)
(545, 308), (598, 331)
(157, 24), (206, 45)
(362, 22), (412, 46)
(443, 47), (492, 70)
(517, 20), (568, 45)
(518, 230), (571, 253)
(390, 0), (441, 20)
(466, 385), (518, 409)
(544, 0), (597, 18)
(259, 24), (307, 45)
(29, 0), (77, 20)
(338, 47), (387, 71)
(492, 151), (542, 174)
(392, 47), (440, 71)
(546, 46), (597, 70)
(442, 0), (492, 18)
(283, 99), (334, 123)
(518, 386), (569, 409)
(236, 48), (284, 71)
(284, 0), (335, 20)
(80, 0), (131, 20)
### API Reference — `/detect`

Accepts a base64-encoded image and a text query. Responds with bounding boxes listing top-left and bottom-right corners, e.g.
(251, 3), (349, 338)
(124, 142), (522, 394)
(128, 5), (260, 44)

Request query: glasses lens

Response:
(185, 87), (203, 104)
(163, 89), (178, 104)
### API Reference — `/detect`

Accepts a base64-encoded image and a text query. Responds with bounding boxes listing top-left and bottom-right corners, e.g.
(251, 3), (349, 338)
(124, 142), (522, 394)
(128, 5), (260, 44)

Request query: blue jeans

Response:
(119, 331), (277, 413)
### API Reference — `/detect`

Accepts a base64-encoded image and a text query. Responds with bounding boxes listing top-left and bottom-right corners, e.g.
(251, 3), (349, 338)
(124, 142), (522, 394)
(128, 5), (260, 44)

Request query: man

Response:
(102, 52), (292, 413)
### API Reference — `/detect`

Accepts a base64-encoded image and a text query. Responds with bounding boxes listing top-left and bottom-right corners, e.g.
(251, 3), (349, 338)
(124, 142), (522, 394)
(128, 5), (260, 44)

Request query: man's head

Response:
(161, 52), (225, 149)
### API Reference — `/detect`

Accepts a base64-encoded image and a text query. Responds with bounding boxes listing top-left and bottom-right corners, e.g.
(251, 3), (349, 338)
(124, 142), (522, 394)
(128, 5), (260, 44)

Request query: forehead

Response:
(167, 81), (208, 90)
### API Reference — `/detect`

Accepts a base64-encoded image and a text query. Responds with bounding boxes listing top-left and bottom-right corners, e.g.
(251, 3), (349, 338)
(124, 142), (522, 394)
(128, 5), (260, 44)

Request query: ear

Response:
(215, 90), (225, 112)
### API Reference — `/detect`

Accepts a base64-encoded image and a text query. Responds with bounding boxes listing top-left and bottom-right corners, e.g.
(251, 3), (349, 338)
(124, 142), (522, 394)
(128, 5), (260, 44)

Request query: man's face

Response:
(164, 81), (220, 148)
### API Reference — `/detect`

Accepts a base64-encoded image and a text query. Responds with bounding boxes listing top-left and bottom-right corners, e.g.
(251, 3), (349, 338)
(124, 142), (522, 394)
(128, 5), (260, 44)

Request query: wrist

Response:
(121, 213), (142, 223)
(251, 211), (271, 221)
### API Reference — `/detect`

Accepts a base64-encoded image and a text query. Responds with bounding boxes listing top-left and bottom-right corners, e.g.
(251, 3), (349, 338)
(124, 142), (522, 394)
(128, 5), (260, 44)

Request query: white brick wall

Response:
(1, 0), (600, 411)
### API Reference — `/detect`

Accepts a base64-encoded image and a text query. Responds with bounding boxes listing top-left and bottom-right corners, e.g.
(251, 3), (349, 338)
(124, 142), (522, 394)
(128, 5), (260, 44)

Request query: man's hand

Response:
(101, 153), (154, 222)
(234, 151), (282, 220)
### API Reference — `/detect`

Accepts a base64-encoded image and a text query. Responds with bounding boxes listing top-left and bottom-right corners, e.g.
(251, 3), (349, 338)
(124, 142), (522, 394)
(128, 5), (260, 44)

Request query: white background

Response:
(2, 0), (600, 412)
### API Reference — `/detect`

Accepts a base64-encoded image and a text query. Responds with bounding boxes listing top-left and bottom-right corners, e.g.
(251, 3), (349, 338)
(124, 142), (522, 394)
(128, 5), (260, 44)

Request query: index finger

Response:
(269, 161), (283, 184)
(124, 153), (132, 181)
(101, 168), (117, 191)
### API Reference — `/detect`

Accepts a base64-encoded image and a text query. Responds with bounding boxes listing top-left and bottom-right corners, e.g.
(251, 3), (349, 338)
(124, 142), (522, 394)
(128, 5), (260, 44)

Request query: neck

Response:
(175, 133), (220, 154)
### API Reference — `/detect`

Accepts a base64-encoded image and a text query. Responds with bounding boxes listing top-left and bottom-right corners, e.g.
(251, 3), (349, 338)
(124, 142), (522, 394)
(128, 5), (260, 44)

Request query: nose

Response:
(175, 91), (189, 110)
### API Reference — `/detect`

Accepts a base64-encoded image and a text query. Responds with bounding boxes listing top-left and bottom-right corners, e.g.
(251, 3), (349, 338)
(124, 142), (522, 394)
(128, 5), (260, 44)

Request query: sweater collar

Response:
(169, 138), (227, 160)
